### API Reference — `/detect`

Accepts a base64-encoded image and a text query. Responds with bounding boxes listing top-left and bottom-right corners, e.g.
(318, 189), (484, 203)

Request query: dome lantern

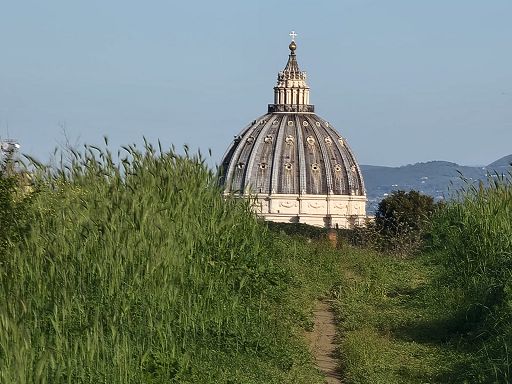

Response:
(269, 34), (313, 113)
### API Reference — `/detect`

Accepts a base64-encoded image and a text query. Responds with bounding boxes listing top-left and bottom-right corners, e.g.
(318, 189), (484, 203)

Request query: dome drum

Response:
(253, 194), (367, 228)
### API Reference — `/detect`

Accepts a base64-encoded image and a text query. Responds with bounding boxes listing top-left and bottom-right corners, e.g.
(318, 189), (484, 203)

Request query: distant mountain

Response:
(488, 154), (512, 169)
(361, 154), (511, 214)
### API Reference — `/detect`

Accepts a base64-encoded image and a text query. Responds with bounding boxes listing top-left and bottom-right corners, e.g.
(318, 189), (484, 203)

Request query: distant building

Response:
(1, 139), (21, 177)
(220, 35), (366, 228)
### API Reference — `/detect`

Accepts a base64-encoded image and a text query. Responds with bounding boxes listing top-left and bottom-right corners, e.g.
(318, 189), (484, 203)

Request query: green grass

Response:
(331, 250), (476, 383)
(331, 172), (512, 383)
(2, 142), (511, 383)
(430, 172), (512, 382)
(0, 143), (343, 383)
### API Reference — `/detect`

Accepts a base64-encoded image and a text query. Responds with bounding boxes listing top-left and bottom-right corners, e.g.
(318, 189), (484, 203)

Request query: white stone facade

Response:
(250, 193), (367, 228)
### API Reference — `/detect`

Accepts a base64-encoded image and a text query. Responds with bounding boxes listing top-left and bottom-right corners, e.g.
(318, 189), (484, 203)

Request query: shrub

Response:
(265, 221), (328, 240)
(375, 190), (438, 255)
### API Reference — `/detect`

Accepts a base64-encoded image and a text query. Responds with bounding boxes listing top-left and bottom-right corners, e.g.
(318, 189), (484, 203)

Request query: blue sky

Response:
(1, 0), (511, 166)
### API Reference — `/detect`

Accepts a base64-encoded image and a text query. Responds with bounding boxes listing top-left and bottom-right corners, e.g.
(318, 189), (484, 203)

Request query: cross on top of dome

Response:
(288, 31), (297, 53)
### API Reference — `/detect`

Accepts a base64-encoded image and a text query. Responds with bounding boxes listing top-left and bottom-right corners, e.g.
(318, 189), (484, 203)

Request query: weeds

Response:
(334, 171), (512, 383)
(430, 171), (512, 382)
(3, 141), (511, 383)
(0, 143), (329, 383)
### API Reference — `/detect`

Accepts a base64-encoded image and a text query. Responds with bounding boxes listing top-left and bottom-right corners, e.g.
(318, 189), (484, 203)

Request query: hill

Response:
(488, 154), (512, 169)
(361, 154), (511, 213)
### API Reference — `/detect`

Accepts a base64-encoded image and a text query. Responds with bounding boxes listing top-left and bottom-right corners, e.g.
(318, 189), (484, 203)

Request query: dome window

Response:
(302, 120), (309, 126)
(306, 136), (315, 145)
(273, 120), (279, 125)
(246, 136), (255, 144)
(237, 162), (245, 169)
(324, 137), (332, 145)
(284, 163), (293, 170)
(259, 162), (268, 169)
(264, 136), (273, 144)
(311, 163), (320, 171)
(287, 121), (294, 126)
(285, 135), (294, 145)
(325, 122), (330, 127)
(334, 164), (342, 172)
(260, 120), (266, 125)
(338, 138), (344, 146)
(315, 121), (321, 127)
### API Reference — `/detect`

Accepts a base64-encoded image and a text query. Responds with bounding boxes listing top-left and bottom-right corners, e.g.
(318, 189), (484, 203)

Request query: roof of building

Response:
(221, 39), (365, 197)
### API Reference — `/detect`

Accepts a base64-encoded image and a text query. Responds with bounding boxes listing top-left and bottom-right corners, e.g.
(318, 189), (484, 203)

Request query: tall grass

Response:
(431, 171), (512, 382)
(327, 172), (512, 383)
(0, 142), (323, 383)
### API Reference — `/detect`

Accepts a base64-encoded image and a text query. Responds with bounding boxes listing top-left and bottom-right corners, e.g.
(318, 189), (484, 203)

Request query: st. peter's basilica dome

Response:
(221, 35), (366, 228)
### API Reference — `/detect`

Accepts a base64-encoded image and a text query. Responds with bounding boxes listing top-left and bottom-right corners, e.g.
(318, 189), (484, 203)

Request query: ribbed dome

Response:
(221, 113), (365, 196)
(220, 34), (366, 228)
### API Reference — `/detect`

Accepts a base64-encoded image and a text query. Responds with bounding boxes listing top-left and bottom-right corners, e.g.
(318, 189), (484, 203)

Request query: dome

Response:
(221, 114), (365, 196)
(220, 36), (366, 228)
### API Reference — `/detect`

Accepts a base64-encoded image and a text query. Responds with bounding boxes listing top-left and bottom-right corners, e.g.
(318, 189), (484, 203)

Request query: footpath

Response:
(306, 300), (342, 384)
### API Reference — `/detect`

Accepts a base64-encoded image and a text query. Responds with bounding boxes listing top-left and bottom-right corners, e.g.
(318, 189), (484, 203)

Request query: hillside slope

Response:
(488, 154), (512, 169)
(361, 154), (511, 213)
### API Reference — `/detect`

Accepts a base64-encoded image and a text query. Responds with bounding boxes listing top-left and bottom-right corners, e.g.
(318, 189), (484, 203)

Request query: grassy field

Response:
(1, 142), (510, 383)
(0, 143), (349, 383)
(332, 250), (473, 383)
(333, 172), (512, 383)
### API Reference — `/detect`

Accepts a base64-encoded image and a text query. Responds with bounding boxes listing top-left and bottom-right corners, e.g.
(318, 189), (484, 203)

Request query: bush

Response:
(374, 190), (438, 255)
(265, 221), (328, 240)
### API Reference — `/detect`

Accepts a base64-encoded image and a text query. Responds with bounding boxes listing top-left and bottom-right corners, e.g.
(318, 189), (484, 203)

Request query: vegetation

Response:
(0, 176), (32, 261)
(374, 190), (439, 255)
(430, 172), (512, 382)
(332, 251), (472, 383)
(342, 190), (440, 256)
(375, 190), (436, 237)
(0, 143), (343, 383)
(2, 140), (511, 383)
(265, 221), (328, 240)
(333, 173), (512, 383)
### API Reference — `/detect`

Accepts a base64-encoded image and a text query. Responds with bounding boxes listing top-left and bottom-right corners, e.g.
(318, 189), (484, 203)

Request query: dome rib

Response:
(223, 115), (265, 193)
(295, 116), (308, 194)
(245, 115), (274, 193)
(270, 116), (286, 194)
(307, 115), (334, 194)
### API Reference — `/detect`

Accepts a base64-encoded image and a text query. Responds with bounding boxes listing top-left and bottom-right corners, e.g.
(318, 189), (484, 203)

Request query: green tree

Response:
(375, 190), (438, 254)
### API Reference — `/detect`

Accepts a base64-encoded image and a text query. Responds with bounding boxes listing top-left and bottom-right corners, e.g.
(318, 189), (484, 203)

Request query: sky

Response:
(1, 0), (511, 167)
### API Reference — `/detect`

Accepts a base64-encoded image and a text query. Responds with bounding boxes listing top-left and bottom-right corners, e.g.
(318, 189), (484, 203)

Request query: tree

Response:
(375, 190), (438, 255)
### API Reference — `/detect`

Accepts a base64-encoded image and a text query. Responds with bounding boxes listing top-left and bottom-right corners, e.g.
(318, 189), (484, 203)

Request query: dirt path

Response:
(306, 300), (343, 383)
